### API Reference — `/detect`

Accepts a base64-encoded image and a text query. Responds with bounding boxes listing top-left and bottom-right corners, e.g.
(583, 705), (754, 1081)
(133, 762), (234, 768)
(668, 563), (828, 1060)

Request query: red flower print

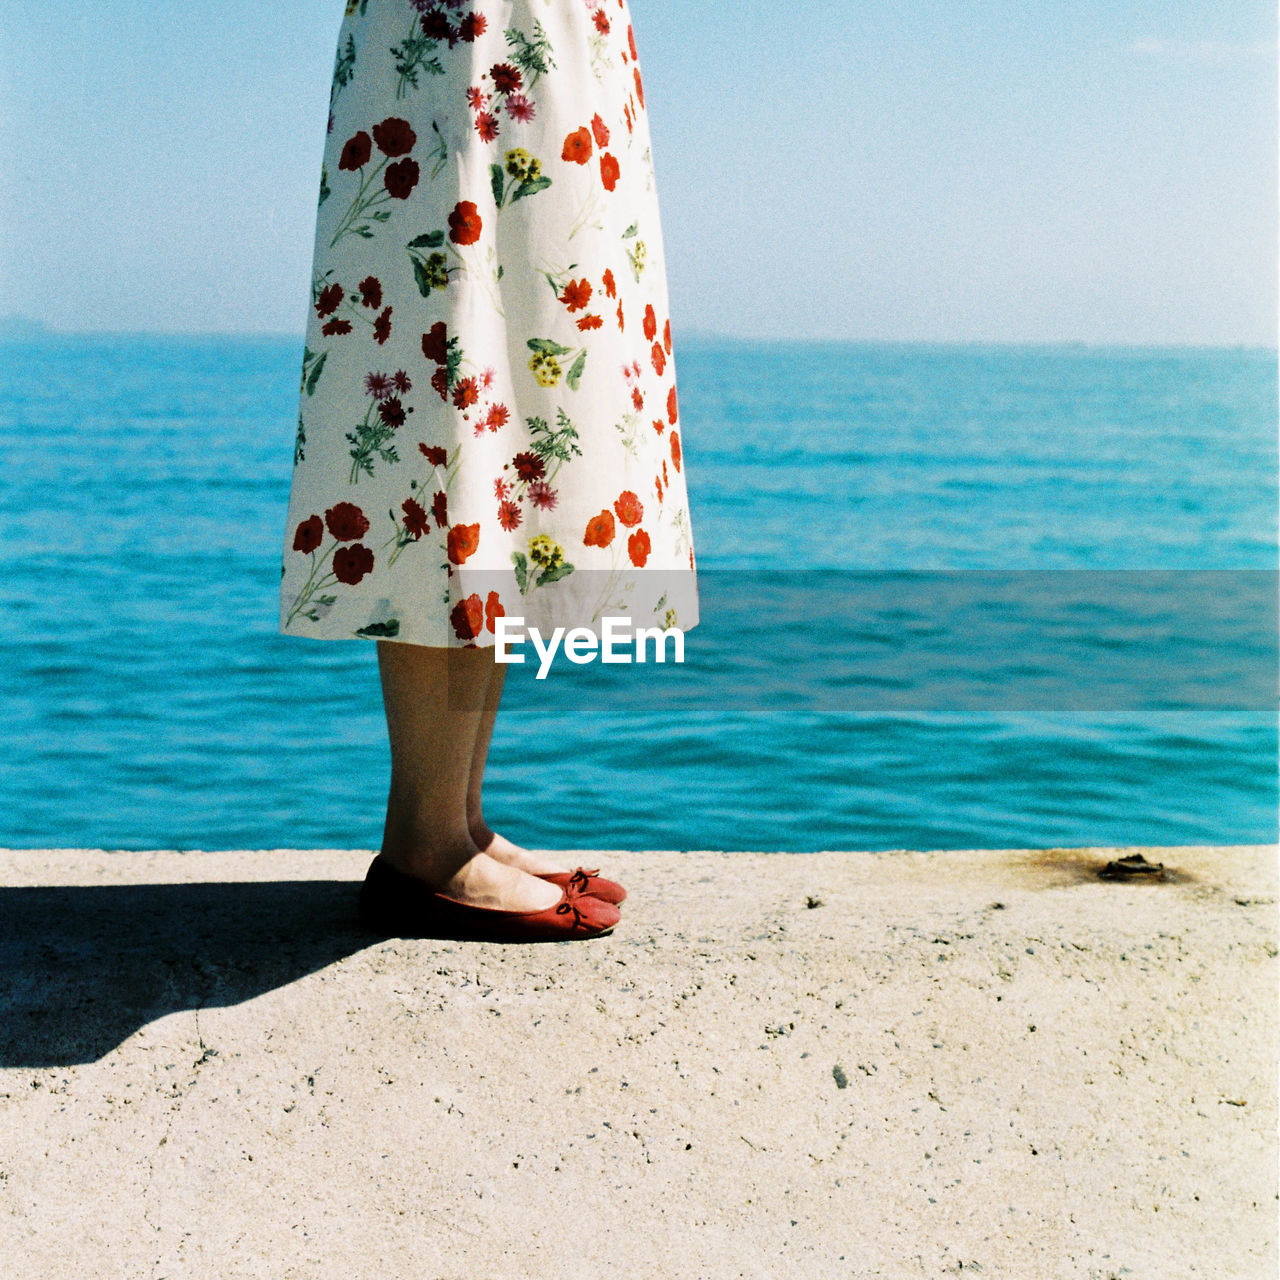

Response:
(662, 459), (669, 485)
(459, 12), (486, 41)
(602, 268), (617, 298)
(421, 321), (448, 364)
(616, 300), (625, 330)
(448, 200), (482, 245)
(466, 85), (488, 110)
(562, 127), (592, 164)
(651, 418), (665, 435)
(372, 117), (416, 157)
(447, 522), (480, 565)
(325, 501), (370, 541)
(384, 158), (420, 199)
(663, 318), (672, 354)
(373, 307), (393, 344)
(634, 67), (645, 108)
(338, 131), (371, 170)
(559, 279), (592, 311)
(333, 543), (375, 585)
(494, 476), (511, 500)
(421, 11), (452, 42)
(402, 498), (429, 539)
(577, 314), (603, 331)
(513, 451), (545, 480)
(485, 590), (505, 634)
(497, 500), (522, 531)
(593, 11), (610, 35)
(392, 369), (412, 393)
(584, 510), (616, 548)
(432, 490), (448, 528)
(485, 403), (509, 430)
(506, 94), (535, 123)
(490, 62), (522, 93)
(643, 305), (657, 341)
(628, 25), (638, 59)
(529, 480), (557, 509)
(651, 342), (666, 376)
(599, 152), (620, 191)
(475, 112), (499, 141)
(322, 318), (352, 336)
(591, 113), (611, 147)
(451, 594), (484, 640)
(430, 367), (448, 400)
(670, 431), (682, 472)
(420, 443), (447, 467)
(614, 490), (644, 527)
(631, 386), (644, 411)
(628, 529), (651, 567)
(655, 475), (664, 502)
(293, 514), (323, 553)
(378, 397), (409, 427)
(357, 277), (382, 308)
(316, 283), (344, 317)
(667, 384), (678, 424)
(452, 376), (479, 409)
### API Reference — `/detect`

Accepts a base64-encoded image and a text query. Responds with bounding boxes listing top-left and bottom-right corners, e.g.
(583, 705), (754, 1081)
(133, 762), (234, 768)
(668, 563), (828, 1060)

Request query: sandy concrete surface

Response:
(0, 844), (1276, 1280)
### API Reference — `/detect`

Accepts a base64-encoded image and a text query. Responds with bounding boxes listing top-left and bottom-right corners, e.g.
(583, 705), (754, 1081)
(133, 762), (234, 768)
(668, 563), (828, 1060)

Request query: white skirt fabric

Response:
(278, 0), (698, 648)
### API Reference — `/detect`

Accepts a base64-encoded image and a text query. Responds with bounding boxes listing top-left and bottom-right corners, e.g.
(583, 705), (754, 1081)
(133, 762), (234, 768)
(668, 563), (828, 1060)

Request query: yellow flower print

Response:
(505, 148), (533, 179)
(529, 535), (565, 569)
(529, 351), (563, 387)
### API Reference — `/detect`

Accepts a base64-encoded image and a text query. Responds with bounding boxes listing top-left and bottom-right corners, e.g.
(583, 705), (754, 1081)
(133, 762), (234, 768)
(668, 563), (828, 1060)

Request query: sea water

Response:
(1, 334), (1274, 852)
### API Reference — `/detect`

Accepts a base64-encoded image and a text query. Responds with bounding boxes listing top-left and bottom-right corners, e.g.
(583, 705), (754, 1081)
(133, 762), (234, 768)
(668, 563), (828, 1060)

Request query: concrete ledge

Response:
(1, 845), (1276, 1278)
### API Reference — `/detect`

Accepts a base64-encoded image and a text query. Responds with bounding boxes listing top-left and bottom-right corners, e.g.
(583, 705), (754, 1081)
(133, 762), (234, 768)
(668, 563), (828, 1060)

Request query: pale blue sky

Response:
(1, 1), (1275, 343)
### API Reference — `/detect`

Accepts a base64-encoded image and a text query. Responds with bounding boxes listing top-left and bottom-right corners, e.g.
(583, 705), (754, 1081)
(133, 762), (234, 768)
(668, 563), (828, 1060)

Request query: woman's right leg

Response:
(375, 640), (561, 911)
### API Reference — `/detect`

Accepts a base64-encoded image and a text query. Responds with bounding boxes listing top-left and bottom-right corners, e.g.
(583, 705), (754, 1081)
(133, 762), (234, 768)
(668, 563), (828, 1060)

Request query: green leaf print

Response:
(490, 163), (506, 209)
(565, 349), (587, 390)
(504, 21), (557, 88)
(391, 27), (444, 98)
(539, 562), (574, 586)
(527, 337), (572, 357)
(356, 620), (401, 638)
(331, 34), (356, 106)
(302, 347), (328, 396)
(346, 398), (402, 483)
(407, 230), (445, 249)
(512, 551), (529, 594)
(529, 409), (583, 465)
(512, 175), (552, 202)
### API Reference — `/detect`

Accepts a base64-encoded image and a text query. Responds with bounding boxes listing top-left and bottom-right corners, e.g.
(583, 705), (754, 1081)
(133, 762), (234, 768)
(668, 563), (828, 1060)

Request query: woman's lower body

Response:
(278, 1), (697, 923)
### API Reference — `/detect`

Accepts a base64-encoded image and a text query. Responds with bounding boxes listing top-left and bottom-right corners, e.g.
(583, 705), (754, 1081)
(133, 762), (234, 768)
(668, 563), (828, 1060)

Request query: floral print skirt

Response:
(278, 0), (698, 648)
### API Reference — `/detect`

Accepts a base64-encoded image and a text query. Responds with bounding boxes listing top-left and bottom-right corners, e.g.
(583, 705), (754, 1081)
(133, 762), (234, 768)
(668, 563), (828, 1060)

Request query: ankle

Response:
(468, 815), (495, 849)
(379, 831), (480, 884)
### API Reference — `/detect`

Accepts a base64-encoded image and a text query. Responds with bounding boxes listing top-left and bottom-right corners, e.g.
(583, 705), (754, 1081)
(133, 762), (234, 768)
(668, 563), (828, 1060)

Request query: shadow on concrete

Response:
(0, 881), (370, 1067)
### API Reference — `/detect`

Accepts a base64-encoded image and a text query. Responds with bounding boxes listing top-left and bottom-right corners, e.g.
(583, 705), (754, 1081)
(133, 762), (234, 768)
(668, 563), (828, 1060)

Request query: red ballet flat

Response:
(537, 866), (627, 905)
(358, 856), (620, 942)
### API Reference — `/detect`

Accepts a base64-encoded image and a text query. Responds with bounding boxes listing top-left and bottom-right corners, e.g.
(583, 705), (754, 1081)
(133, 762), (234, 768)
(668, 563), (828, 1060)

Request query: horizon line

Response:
(0, 321), (1275, 353)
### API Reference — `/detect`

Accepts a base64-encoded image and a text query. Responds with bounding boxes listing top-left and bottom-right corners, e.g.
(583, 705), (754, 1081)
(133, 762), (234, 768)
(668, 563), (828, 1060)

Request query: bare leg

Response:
(375, 640), (561, 911)
(467, 662), (573, 876)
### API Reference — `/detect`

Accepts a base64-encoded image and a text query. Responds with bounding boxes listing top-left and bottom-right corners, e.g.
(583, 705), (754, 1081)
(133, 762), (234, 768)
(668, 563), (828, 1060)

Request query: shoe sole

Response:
(357, 902), (618, 943)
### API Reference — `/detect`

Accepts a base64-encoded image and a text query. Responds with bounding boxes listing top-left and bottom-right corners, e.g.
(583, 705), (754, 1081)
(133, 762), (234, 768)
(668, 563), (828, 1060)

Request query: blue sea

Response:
(1, 334), (1275, 852)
